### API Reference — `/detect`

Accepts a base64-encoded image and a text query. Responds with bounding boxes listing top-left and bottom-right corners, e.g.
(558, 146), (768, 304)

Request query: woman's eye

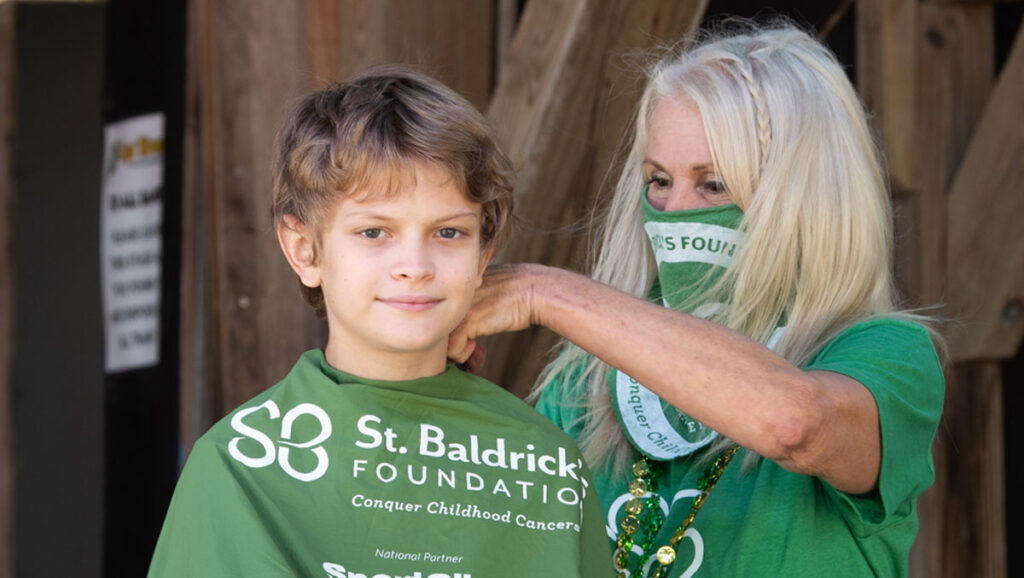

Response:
(647, 175), (671, 188)
(360, 228), (383, 239)
(703, 179), (728, 195)
(438, 227), (461, 239)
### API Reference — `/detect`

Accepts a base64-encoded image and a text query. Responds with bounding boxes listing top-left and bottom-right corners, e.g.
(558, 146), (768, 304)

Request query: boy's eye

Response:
(360, 228), (384, 239)
(437, 227), (461, 239)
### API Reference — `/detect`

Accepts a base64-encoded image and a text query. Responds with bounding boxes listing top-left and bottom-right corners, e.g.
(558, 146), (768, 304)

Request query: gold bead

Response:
(656, 545), (676, 565)
(620, 514), (640, 534)
(628, 478), (648, 496)
(632, 460), (650, 477)
(614, 514), (638, 532)
(625, 497), (644, 515)
(693, 494), (706, 509)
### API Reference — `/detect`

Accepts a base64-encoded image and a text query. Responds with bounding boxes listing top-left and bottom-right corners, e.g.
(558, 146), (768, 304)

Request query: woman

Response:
(449, 20), (944, 578)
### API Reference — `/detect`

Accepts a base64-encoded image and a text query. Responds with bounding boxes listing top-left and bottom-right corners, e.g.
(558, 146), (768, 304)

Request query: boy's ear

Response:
(277, 214), (322, 288)
(476, 245), (495, 288)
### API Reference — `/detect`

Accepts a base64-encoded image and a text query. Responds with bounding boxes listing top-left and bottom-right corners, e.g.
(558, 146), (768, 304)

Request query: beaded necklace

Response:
(613, 445), (739, 578)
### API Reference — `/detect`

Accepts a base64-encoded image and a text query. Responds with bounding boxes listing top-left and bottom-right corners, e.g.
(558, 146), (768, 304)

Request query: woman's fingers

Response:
(448, 264), (538, 362)
(462, 343), (488, 373)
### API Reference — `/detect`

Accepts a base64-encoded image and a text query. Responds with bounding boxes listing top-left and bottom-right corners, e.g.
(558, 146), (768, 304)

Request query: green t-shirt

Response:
(536, 319), (944, 577)
(149, 350), (612, 577)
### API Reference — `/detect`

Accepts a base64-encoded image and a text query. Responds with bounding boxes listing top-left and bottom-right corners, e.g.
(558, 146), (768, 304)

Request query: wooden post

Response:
(945, 21), (1024, 362)
(857, 0), (925, 312)
(482, 0), (709, 397)
(936, 21), (1024, 576)
(191, 0), (318, 430)
(857, 0), (919, 195)
(941, 363), (1007, 577)
(911, 5), (996, 577)
(858, 1), (1015, 576)
(0, 4), (14, 576)
(180, 0), (206, 451)
(494, 0), (521, 75)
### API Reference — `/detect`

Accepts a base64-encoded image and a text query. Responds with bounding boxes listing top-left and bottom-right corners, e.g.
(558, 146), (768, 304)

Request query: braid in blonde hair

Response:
(734, 57), (771, 172)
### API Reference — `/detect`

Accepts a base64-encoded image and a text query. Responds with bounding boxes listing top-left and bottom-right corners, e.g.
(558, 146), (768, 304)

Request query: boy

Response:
(148, 66), (611, 577)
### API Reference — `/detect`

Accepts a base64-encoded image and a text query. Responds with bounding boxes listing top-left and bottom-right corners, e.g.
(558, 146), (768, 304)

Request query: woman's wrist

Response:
(517, 263), (579, 331)
(500, 262), (544, 327)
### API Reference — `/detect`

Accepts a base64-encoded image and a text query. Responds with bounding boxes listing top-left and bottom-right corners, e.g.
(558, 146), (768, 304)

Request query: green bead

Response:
(644, 518), (661, 534)
(617, 534), (634, 550)
(646, 510), (664, 531)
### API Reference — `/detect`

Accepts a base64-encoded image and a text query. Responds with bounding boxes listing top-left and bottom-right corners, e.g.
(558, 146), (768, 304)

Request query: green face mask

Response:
(609, 191), (745, 460)
(641, 194), (745, 313)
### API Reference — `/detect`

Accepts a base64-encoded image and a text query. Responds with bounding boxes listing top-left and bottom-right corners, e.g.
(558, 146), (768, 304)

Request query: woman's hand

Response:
(448, 263), (544, 369)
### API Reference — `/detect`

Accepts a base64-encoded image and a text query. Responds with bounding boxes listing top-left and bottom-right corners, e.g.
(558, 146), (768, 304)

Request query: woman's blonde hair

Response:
(533, 19), (941, 473)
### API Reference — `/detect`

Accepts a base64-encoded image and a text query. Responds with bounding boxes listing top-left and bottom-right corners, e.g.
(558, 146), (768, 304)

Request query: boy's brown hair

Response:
(272, 65), (515, 317)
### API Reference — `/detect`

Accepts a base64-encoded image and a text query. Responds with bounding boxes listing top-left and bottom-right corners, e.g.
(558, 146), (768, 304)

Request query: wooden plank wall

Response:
(186, 0), (315, 447)
(939, 18), (1023, 577)
(302, 0), (495, 107)
(946, 23), (1024, 362)
(859, 0), (1021, 576)
(481, 0), (709, 397)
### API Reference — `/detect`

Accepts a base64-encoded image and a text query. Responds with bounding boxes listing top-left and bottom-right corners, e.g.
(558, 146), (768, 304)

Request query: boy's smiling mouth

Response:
(377, 295), (443, 311)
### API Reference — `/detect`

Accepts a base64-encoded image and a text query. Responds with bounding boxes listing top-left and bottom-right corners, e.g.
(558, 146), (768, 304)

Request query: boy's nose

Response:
(391, 242), (434, 281)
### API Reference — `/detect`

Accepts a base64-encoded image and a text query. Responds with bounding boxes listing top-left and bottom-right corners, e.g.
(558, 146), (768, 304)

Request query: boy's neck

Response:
(323, 340), (449, 381)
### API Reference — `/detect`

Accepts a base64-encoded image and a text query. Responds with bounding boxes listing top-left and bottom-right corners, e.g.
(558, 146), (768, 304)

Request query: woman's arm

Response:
(449, 263), (881, 494)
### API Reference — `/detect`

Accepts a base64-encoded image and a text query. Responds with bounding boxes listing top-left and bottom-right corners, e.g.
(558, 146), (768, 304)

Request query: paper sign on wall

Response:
(100, 113), (165, 373)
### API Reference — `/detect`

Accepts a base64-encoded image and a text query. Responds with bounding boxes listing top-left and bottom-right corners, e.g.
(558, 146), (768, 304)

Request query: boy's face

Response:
(283, 162), (491, 380)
